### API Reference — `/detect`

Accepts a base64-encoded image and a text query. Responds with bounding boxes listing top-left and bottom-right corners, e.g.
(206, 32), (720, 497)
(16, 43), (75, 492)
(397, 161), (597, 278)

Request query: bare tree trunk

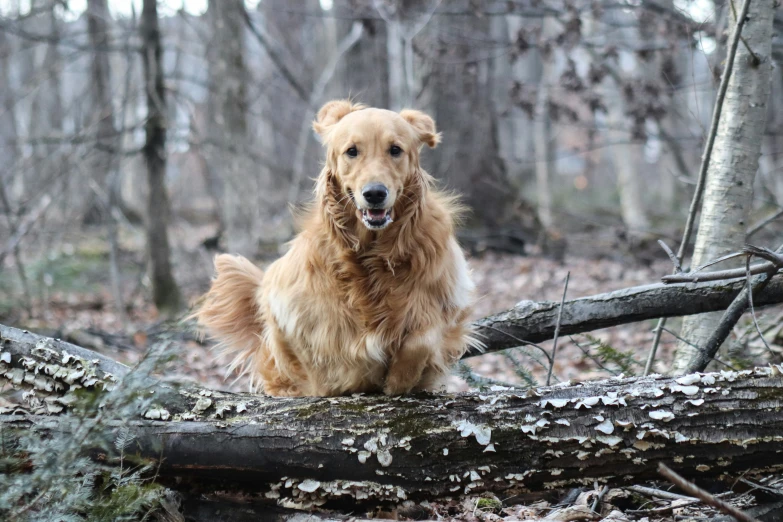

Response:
(0, 26), (19, 179)
(672, 0), (776, 374)
(4, 324), (783, 504)
(424, 11), (511, 226)
(85, 0), (130, 327)
(374, 0), (439, 111)
(84, 0), (116, 224)
(534, 55), (555, 230)
(499, 15), (538, 202)
(607, 83), (650, 235)
(385, 19), (405, 111)
(206, 0), (252, 254)
(140, 0), (182, 316)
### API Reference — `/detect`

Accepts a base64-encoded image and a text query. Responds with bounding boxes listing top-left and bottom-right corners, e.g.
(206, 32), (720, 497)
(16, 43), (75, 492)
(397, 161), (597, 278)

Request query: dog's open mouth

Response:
(361, 208), (393, 230)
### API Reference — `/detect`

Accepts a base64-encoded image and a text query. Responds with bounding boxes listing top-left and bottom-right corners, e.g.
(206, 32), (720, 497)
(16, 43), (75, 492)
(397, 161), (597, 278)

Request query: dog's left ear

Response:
(313, 100), (363, 138)
(400, 109), (441, 148)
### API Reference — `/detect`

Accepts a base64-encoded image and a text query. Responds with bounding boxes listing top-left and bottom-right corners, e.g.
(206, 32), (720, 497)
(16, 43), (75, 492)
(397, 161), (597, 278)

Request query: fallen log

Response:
(469, 274), (783, 356)
(3, 325), (783, 507)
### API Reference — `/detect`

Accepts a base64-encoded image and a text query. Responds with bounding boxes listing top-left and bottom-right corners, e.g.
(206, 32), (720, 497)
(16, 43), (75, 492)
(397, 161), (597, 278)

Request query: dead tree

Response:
(4, 279), (783, 507)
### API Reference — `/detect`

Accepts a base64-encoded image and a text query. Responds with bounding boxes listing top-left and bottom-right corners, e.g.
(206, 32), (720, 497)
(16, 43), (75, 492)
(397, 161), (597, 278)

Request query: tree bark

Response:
(673, 0), (776, 374)
(424, 11), (512, 227)
(140, 0), (182, 316)
(83, 0), (116, 225)
(533, 41), (555, 230)
(3, 324), (783, 505)
(206, 0), (253, 254)
(607, 81), (650, 236)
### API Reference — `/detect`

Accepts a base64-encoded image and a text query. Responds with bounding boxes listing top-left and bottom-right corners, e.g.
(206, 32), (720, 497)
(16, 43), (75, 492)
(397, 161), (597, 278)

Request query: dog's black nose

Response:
(362, 183), (388, 206)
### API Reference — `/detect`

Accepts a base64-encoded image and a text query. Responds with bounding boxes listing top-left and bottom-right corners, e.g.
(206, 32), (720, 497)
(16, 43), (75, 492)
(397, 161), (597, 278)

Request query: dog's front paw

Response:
(383, 374), (417, 395)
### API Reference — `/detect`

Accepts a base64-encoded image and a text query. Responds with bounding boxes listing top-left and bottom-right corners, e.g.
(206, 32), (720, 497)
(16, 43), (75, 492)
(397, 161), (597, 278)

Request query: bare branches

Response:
(748, 208), (783, 238)
(242, 9), (309, 104)
(289, 21), (365, 204)
(684, 244), (783, 373)
(662, 245), (783, 284)
(0, 193), (53, 266)
(658, 463), (761, 522)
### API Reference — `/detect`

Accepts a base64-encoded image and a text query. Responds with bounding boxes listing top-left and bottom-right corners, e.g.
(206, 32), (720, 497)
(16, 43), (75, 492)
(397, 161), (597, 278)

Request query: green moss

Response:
(337, 401), (372, 414)
(296, 401), (331, 419)
(476, 497), (503, 513)
(385, 410), (437, 437)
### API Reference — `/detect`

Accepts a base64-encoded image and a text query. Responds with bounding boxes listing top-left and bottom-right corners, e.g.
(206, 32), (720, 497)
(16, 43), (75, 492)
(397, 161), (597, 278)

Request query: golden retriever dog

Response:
(195, 100), (479, 396)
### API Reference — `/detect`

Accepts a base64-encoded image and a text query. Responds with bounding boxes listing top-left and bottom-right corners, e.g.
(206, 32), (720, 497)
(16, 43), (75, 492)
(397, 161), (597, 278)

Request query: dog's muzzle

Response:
(360, 183), (393, 230)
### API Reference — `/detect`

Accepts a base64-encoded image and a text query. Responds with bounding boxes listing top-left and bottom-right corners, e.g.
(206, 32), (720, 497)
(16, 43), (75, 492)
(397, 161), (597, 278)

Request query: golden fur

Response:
(194, 100), (480, 396)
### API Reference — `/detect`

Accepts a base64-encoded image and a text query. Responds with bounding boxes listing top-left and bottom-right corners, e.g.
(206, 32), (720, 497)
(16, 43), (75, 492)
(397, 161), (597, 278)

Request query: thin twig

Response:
(747, 208), (783, 238)
(662, 262), (782, 284)
(658, 326), (739, 371)
(591, 485), (610, 513)
(645, 0), (754, 375)
(242, 9), (309, 103)
(547, 272), (570, 386)
(690, 251), (753, 274)
(743, 244), (783, 265)
(571, 336), (618, 375)
(628, 485), (695, 501)
(738, 478), (783, 498)
(658, 463), (761, 522)
(7, 488), (49, 521)
(627, 492), (735, 515)
(645, 321), (667, 376)
(658, 240), (682, 272)
(728, 0), (761, 65)
(0, 194), (54, 265)
(746, 256), (773, 354)
(474, 324), (553, 364)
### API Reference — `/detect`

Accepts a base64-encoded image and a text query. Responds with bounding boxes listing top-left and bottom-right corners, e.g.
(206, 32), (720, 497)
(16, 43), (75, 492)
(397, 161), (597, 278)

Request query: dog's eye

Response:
(389, 145), (402, 157)
(345, 146), (358, 158)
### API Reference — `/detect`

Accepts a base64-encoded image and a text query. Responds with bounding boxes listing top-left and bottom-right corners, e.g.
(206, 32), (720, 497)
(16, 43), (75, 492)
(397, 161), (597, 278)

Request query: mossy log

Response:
(3, 325), (783, 507)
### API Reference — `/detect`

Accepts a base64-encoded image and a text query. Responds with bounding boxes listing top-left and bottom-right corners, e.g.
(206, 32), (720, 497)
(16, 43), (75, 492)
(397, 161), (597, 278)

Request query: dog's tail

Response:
(192, 254), (265, 382)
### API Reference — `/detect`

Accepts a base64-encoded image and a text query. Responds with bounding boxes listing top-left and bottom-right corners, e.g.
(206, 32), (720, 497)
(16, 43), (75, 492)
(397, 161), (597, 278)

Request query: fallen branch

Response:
(659, 463), (760, 522)
(4, 325), (783, 506)
(468, 274), (783, 357)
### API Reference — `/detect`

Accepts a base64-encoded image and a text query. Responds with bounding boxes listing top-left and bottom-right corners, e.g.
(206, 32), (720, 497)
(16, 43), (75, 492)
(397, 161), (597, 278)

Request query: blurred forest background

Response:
(1, 0), (783, 386)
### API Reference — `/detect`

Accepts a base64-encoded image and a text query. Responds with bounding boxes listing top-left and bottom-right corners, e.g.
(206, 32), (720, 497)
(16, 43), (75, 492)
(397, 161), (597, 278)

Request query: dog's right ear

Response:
(313, 100), (363, 137)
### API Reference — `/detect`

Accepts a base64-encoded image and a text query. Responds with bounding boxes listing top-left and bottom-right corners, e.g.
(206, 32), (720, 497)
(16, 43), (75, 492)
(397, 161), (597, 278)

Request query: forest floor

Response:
(2, 227), (783, 521)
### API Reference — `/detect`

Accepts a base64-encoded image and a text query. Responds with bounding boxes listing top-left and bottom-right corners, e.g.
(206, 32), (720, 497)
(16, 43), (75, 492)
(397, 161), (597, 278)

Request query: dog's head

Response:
(314, 100), (440, 231)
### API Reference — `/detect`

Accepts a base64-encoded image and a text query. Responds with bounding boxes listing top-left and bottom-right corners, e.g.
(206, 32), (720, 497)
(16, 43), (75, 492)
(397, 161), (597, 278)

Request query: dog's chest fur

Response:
(262, 235), (469, 393)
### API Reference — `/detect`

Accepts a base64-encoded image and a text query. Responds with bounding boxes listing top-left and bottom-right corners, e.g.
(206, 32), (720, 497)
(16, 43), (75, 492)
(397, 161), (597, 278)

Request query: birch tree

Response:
(672, 0), (776, 373)
(533, 18), (557, 230)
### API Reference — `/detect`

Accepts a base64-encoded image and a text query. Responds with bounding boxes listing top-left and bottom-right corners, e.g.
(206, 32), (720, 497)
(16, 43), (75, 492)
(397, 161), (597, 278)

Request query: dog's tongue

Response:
(367, 209), (386, 219)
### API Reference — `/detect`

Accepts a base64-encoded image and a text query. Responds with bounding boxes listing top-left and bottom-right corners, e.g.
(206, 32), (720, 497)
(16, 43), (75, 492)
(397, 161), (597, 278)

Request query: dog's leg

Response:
(260, 321), (311, 396)
(383, 330), (437, 395)
(415, 322), (470, 392)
